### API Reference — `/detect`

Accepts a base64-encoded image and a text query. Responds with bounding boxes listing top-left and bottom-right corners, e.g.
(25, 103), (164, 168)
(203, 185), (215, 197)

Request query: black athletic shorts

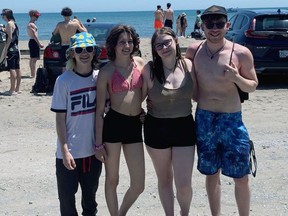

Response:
(7, 51), (20, 70)
(144, 114), (196, 149)
(28, 39), (40, 58)
(103, 109), (143, 144)
(60, 45), (69, 67)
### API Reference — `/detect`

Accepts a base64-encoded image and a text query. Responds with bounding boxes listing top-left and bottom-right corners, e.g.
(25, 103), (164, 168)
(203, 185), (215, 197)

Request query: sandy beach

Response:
(0, 38), (288, 216)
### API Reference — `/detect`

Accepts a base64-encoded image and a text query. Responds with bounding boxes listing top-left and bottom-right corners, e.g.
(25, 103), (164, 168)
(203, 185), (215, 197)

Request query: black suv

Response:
(225, 9), (288, 74)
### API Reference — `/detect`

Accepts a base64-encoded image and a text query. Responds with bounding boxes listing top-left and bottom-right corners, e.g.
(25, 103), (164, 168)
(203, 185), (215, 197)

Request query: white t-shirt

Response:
(51, 69), (98, 159)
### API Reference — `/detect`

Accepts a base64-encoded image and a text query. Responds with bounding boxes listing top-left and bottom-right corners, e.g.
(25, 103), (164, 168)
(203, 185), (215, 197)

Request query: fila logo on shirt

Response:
(70, 87), (96, 116)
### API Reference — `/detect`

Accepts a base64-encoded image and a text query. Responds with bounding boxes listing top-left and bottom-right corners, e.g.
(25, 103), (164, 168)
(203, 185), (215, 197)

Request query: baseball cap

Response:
(201, 5), (227, 20)
(66, 32), (96, 59)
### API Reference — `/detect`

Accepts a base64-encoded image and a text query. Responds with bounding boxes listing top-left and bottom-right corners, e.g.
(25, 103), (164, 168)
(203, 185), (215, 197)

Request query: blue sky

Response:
(1, 0), (287, 13)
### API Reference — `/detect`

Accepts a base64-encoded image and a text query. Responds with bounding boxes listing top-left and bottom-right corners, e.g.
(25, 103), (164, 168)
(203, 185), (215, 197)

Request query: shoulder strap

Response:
(192, 41), (204, 65)
(230, 41), (249, 103)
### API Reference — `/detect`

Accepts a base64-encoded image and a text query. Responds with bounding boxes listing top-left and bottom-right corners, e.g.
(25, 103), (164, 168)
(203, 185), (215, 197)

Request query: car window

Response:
(233, 15), (245, 30)
(255, 15), (288, 30)
(87, 26), (109, 42)
(229, 15), (237, 29)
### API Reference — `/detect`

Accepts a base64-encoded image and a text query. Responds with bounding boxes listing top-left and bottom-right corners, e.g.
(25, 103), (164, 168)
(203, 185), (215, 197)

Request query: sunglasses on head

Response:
(73, 46), (94, 54)
(204, 21), (226, 29)
(154, 39), (173, 51)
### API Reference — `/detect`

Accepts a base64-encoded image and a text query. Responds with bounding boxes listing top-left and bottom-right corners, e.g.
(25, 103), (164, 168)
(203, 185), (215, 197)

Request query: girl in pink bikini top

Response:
(111, 61), (143, 93)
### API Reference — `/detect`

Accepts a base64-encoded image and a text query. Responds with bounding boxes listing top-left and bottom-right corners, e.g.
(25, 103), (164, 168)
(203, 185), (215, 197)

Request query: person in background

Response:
(154, 5), (164, 30)
(52, 7), (87, 71)
(142, 27), (197, 216)
(175, 14), (182, 36)
(180, 12), (188, 37)
(194, 10), (202, 33)
(164, 3), (174, 29)
(51, 32), (102, 216)
(95, 25), (145, 216)
(185, 5), (258, 216)
(92, 17), (96, 22)
(27, 10), (44, 78)
(1, 8), (21, 96)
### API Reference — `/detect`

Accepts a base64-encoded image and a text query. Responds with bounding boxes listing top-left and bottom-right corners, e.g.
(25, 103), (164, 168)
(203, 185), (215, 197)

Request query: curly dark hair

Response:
(61, 7), (72, 17)
(106, 24), (140, 61)
(150, 27), (183, 84)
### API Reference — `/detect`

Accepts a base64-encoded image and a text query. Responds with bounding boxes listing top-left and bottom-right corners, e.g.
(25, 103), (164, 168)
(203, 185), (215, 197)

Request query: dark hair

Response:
(150, 27), (183, 84)
(61, 7), (72, 17)
(2, 9), (16, 22)
(106, 24), (140, 61)
(197, 10), (201, 14)
(167, 3), (171, 8)
(157, 5), (161, 9)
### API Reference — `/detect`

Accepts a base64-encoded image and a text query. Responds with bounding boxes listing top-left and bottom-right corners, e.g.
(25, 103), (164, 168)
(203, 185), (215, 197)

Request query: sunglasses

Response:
(73, 46), (94, 54)
(204, 21), (226, 29)
(154, 39), (173, 51)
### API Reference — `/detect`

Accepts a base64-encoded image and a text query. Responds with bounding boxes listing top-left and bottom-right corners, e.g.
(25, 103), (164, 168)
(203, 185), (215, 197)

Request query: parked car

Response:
(225, 9), (288, 74)
(42, 22), (118, 93)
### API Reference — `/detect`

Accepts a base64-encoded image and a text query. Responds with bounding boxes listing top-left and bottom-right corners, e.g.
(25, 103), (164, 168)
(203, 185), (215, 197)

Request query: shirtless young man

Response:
(154, 5), (164, 30)
(52, 7), (87, 69)
(185, 5), (258, 216)
(27, 10), (43, 78)
(164, 3), (174, 29)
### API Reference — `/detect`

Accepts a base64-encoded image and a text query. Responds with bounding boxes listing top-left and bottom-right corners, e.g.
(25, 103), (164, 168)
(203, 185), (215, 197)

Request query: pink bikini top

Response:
(111, 62), (143, 93)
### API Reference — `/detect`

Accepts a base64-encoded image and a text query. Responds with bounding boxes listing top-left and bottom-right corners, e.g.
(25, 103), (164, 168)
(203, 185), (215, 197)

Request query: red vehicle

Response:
(42, 22), (118, 93)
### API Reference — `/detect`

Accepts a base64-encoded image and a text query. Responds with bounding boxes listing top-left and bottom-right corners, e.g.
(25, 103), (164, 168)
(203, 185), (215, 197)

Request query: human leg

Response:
(29, 58), (37, 78)
(119, 142), (145, 216)
(8, 69), (16, 93)
(80, 156), (102, 216)
(234, 175), (250, 216)
(206, 171), (221, 216)
(104, 142), (122, 216)
(56, 158), (79, 216)
(172, 146), (195, 216)
(15, 68), (21, 92)
(146, 146), (174, 216)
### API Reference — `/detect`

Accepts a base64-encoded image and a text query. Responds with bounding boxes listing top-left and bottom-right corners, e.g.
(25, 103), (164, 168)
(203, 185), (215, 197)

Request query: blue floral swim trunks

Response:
(195, 108), (251, 178)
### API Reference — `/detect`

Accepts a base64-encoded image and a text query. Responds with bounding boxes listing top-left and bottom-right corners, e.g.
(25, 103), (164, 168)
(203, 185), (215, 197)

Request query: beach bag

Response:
(31, 65), (48, 93)
(0, 58), (8, 72)
(0, 30), (6, 42)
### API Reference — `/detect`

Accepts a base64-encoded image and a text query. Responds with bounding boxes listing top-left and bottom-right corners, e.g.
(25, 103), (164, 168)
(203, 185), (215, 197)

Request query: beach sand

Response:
(0, 38), (288, 216)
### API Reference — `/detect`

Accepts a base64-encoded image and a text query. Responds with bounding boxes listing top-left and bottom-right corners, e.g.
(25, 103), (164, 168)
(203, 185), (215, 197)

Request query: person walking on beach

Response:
(142, 27), (197, 216)
(164, 3), (174, 29)
(185, 5), (258, 216)
(1, 8), (21, 96)
(51, 32), (102, 216)
(52, 7), (87, 71)
(95, 24), (145, 216)
(193, 10), (202, 33)
(27, 10), (44, 78)
(180, 12), (188, 37)
(154, 5), (164, 30)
